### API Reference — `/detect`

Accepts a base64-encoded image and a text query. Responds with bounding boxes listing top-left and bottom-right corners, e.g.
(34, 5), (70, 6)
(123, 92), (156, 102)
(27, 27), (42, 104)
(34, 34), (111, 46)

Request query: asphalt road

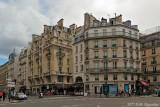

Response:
(0, 96), (160, 107)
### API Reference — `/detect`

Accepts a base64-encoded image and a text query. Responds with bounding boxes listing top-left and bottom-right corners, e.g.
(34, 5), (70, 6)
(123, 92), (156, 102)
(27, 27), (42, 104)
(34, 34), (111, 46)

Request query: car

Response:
(15, 92), (27, 100)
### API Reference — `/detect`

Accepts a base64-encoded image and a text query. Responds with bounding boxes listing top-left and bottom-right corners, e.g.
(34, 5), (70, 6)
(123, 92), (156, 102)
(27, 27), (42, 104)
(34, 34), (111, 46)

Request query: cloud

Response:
(0, 0), (50, 58)
(0, 0), (160, 62)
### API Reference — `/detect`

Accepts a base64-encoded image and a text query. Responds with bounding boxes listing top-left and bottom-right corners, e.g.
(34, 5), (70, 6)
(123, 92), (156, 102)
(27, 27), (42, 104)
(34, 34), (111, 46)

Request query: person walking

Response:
(2, 91), (6, 101)
(0, 91), (2, 101)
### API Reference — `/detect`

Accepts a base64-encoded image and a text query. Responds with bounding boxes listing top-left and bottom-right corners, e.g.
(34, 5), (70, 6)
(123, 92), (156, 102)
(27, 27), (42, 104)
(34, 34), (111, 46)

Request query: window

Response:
(122, 29), (125, 35)
(136, 43), (138, 49)
(130, 51), (133, 59)
(112, 40), (116, 47)
(152, 40), (155, 46)
(86, 32), (88, 38)
(58, 76), (63, 82)
(94, 41), (98, 48)
(104, 74), (108, 80)
(67, 68), (70, 73)
(81, 55), (83, 61)
(142, 59), (146, 65)
(67, 59), (69, 64)
(152, 49), (156, 54)
(67, 77), (70, 83)
(57, 32), (61, 36)
(94, 30), (98, 37)
(76, 56), (78, 62)
(47, 77), (51, 83)
(76, 66), (78, 72)
(142, 51), (146, 56)
(103, 40), (107, 47)
(153, 66), (156, 72)
(112, 50), (117, 57)
(94, 51), (98, 58)
(152, 57), (156, 64)
(130, 62), (133, 69)
(124, 62), (127, 69)
(81, 65), (83, 71)
(59, 40), (62, 44)
(129, 31), (131, 37)
(103, 29), (107, 36)
(76, 46), (78, 53)
(153, 76), (157, 81)
(86, 42), (88, 49)
(112, 29), (116, 35)
(94, 62), (99, 70)
(59, 58), (62, 64)
(136, 52), (139, 59)
(113, 74), (117, 80)
(65, 35), (68, 39)
(131, 75), (134, 80)
(86, 75), (89, 81)
(135, 32), (137, 38)
(104, 62), (108, 69)
(124, 50), (127, 58)
(94, 22), (98, 27)
(113, 62), (117, 69)
(86, 63), (89, 71)
(95, 75), (99, 81)
(123, 40), (126, 47)
(129, 41), (132, 48)
(59, 67), (62, 72)
(124, 74), (127, 80)
(67, 50), (70, 55)
(80, 44), (83, 51)
(103, 51), (107, 58)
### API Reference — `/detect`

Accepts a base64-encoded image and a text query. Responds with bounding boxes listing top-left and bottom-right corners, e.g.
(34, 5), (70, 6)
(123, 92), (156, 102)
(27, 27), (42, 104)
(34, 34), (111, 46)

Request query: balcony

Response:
(151, 61), (156, 64)
(112, 44), (116, 47)
(143, 70), (160, 74)
(103, 45), (107, 47)
(58, 63), (63, 66)
(56, 52), (65, 57)
(103, 56), (107, 58)
(123, 44), (126, 47)
(43, 72), (50, 76)
(112, 55), (117, 58)
(34, 75), (39, 78)
(94, 45), (98, 48)
(86, 67), (141, 73)
(142, 62), (146, 65)
(94, 56), (99, 59)
(129, 46), (132, 48)
(124, 55), (127, 58)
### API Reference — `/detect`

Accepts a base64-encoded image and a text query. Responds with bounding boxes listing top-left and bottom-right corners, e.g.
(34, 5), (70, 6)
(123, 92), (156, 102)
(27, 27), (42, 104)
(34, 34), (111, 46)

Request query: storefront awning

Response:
(141, 81), (149, 86)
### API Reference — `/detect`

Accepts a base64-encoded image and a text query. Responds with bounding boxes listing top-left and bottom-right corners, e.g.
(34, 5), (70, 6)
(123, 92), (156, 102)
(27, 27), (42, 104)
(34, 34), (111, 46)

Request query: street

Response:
(0, 95), (160, 107)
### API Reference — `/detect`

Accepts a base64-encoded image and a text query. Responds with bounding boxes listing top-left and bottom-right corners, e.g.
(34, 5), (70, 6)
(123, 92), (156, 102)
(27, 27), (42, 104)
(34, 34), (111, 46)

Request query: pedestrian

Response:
(2, 91), (6, 101)
(89, 89), (92, 97)
(155, 88), (158, 95)
(47, 91), (50, 95)
(0, 91), (2, 101)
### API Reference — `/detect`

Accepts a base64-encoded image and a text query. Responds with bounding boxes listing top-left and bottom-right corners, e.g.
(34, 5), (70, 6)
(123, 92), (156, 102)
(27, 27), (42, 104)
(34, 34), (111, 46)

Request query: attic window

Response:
(57, 31), (61, 36)
(65, 35), (68, 39)
(94, 22), (98, 27)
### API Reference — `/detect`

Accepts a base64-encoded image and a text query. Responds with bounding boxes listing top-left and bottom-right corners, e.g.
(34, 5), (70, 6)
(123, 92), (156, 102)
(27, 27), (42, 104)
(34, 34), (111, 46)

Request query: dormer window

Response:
(57, 31), (61, 36)
(65, 35), (68, 39)
(93, 20), (98, 27)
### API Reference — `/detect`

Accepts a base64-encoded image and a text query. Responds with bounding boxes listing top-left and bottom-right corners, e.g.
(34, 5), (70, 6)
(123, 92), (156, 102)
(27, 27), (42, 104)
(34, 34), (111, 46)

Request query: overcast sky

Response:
(0, 0), (160, 65)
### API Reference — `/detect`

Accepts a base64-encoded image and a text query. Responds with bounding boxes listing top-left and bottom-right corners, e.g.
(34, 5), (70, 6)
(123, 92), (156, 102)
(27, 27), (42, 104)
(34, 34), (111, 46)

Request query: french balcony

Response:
(103, 45), (107, 47)
(94, 45), (98, 48)
(58, 63), (63, 66)
(129, 46), (132, 48)
(123, 44), (126, 47)
(112, 44), (116, 47)
(94, 56), (99, 59)
(43, 71), (50, 76)
(56, 52), (65, 57)
(124, 55), (127, 58)
(142, 62), (146, 65)
(103, 56), (107, 58)
(112, 55), (117, 58)
(151, 61), (156, 64)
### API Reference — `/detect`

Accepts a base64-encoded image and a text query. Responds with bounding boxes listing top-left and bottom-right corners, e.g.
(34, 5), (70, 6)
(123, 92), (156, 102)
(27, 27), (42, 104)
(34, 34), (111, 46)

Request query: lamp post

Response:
(105, 68), (108, 97)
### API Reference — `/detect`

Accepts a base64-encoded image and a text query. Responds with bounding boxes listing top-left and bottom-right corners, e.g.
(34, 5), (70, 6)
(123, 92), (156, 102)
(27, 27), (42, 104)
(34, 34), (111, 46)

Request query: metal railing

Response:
(56, 52), (65, 57)
(141, 42), (160, 49)
(143, 70), (160, 74)
(86, 67), (141, 73)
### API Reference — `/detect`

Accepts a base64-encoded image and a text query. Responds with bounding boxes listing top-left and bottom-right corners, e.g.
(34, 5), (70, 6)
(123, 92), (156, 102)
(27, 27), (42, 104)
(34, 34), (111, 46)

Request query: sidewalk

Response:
(0, 98), (19, 104)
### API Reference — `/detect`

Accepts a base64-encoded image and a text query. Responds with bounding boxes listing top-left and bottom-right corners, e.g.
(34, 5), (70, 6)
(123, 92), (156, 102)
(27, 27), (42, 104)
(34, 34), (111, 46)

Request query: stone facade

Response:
(140, 31), (160, 89)
(0, 62), (8, 91)
(73, 13), (141, 95)
(27, 19), (75, 94)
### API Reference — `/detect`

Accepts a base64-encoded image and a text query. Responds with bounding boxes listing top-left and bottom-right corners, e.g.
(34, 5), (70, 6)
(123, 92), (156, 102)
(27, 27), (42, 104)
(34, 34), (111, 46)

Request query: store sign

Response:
(109, 86), (117, 94)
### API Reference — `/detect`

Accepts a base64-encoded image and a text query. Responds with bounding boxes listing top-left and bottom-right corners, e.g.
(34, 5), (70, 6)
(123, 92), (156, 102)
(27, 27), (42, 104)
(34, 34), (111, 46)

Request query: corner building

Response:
(73, 13), (141, 95)
(28, 19), (75, 94)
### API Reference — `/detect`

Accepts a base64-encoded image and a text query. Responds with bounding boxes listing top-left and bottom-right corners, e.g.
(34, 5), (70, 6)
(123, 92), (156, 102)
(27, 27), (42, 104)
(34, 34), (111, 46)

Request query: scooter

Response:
(39, 92), (43, 98)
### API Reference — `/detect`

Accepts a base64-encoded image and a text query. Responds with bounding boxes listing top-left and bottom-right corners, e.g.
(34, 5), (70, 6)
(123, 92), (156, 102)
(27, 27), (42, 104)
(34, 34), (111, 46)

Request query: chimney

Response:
(57, 19), (64, 29)
(116, 14), (122, 23)
(84, 13), (96, 29)
(69, 24), (76, 34)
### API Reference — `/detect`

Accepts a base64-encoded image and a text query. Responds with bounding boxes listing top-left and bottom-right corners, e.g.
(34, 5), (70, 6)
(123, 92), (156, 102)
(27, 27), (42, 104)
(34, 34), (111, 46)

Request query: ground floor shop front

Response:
(84, 81), (135, 95)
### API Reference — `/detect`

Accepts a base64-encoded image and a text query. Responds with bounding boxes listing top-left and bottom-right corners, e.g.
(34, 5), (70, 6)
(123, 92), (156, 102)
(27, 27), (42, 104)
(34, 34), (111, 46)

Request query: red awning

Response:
(141, 81), (149, 86)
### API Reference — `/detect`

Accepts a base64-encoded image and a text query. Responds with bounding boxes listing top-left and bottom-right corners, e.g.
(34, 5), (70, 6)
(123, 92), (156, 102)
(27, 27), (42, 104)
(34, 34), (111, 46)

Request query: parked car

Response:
(15, 92), (27, 100)
(10, 91), (16, 99)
